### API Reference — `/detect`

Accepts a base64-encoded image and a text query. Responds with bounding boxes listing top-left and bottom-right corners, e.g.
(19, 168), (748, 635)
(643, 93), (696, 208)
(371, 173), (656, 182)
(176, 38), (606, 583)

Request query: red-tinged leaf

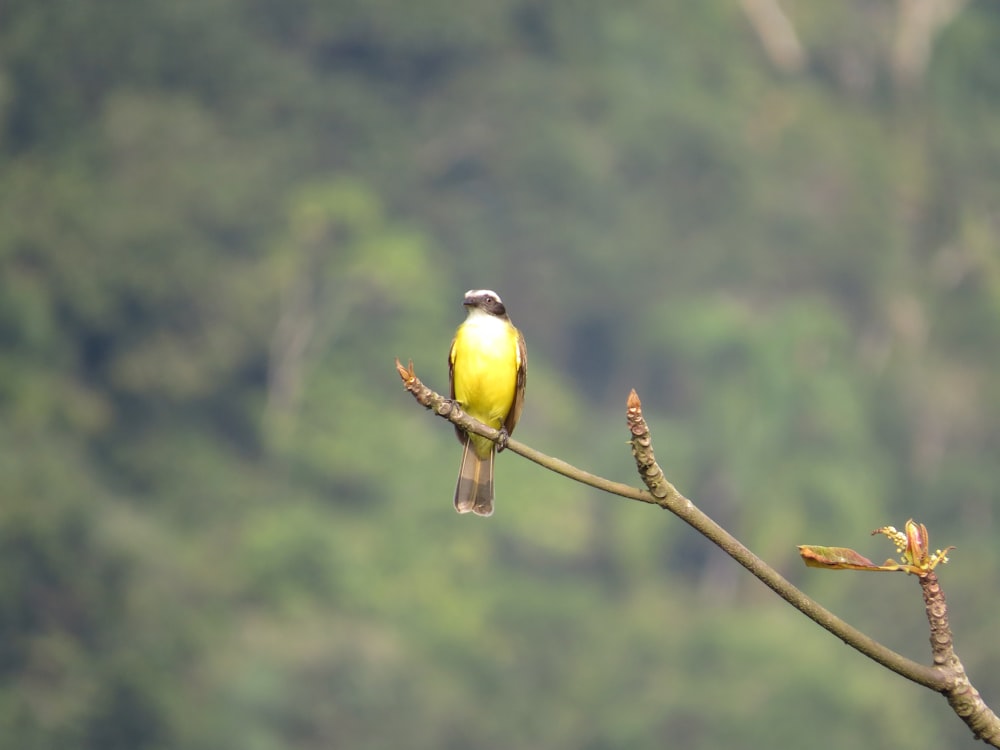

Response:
(811, 520), (954, 577)
(798, 545), (883, 571)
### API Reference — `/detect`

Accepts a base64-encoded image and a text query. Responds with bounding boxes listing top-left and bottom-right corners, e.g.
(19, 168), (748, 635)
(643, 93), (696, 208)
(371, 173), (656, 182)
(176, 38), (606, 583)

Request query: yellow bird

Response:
(448, 289), (527, 516)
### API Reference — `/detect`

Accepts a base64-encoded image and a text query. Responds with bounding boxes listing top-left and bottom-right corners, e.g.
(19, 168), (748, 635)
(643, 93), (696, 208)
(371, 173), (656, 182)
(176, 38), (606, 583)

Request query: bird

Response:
(448, 289), (527, 516)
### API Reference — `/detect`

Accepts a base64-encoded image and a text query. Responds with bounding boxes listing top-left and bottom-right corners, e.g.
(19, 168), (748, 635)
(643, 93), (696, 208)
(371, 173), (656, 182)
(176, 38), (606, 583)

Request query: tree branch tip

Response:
(394, 357), (415, 384)
(627, 389), (641, 410)
(626, 389), (648, 439)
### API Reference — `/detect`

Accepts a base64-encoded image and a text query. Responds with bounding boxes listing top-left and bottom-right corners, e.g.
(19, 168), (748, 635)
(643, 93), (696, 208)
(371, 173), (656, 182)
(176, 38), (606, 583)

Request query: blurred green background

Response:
(2, 1), (1000, 748)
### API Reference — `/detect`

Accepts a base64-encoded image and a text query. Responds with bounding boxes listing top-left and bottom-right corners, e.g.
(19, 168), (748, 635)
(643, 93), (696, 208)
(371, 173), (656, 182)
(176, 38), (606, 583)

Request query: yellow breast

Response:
(451, 313), (520, 429)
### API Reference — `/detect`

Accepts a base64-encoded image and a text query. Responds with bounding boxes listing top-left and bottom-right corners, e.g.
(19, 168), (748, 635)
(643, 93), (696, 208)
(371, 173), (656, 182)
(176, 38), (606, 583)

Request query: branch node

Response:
(918, 571), (1000, 742)
(626, 389), (675, 501)
(395, 357), (437, 410)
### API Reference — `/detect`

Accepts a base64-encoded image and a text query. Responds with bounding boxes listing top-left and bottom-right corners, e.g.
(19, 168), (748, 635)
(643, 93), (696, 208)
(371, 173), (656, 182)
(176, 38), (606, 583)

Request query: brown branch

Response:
(395, 359), (650, 500)
(397, 359), (998, 745)
(627, 386), (999, 745)
(920, 572), (1000, 744)
(625, 389), (946, 690)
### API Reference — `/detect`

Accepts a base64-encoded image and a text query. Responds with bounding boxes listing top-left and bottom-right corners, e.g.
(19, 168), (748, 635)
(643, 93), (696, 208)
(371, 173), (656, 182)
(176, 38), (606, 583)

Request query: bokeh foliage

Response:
(1, 1), (999, 748)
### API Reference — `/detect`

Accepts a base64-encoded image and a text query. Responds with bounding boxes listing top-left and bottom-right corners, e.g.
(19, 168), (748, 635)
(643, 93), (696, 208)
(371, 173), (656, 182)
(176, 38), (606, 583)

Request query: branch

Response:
(395, 359), (657, 502)
(630, 388), (1000, 744)
(396, 359), (999, 745)
(920, 572), (1000, 743)
(623, 388), (945, 690)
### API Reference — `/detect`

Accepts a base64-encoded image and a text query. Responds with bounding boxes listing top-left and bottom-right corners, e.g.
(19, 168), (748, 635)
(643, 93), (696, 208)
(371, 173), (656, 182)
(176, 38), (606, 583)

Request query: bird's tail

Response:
(454, 438), (495, 516)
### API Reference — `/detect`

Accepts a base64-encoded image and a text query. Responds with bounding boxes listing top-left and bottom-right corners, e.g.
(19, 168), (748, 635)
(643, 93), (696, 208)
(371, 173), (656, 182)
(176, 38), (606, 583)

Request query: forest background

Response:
(2, 1), (1000, 748)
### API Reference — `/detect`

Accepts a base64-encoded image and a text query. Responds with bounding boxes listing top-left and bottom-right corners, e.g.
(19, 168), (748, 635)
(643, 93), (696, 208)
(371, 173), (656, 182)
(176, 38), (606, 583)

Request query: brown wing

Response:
(503, 326), (527, 436)
(448, 334), (466, 445)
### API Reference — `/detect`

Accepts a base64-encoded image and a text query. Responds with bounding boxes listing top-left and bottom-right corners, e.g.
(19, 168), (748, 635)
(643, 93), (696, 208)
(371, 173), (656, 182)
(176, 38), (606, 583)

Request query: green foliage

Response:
(1, 1), (999, 748)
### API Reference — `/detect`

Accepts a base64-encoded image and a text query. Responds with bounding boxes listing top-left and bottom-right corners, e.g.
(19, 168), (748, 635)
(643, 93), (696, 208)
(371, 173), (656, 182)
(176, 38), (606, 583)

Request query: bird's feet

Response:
(497, 427), (510, 452)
